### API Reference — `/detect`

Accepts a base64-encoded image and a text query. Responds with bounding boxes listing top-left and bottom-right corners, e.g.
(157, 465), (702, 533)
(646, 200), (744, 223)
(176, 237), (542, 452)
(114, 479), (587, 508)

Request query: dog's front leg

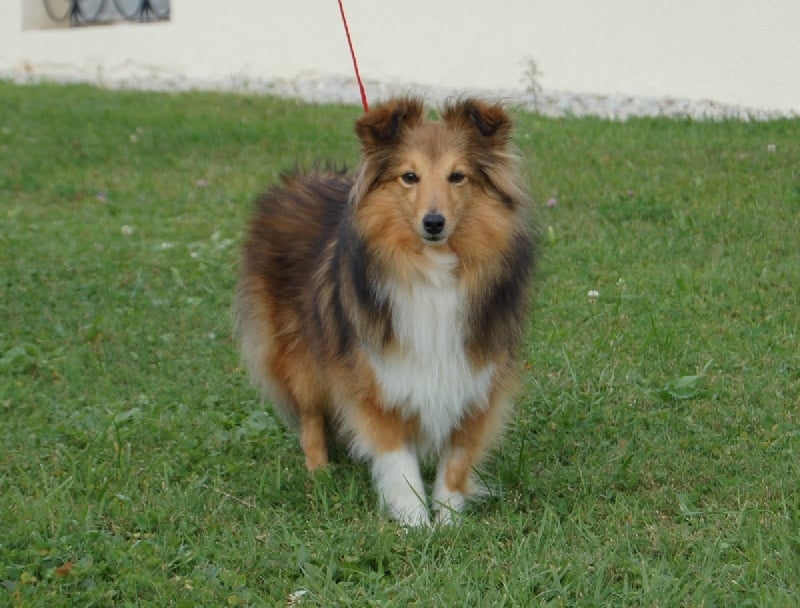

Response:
(433, 393), (510, 524)
(433, 445), (470, 524)
(341, 393), (429, 526)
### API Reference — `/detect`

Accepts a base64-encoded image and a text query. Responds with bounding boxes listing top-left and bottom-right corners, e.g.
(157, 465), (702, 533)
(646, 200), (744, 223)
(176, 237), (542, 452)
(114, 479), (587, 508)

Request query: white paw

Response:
(394, 503), (431, 528)
(432, 482), (466, 525)
(372, 448), (430, 527)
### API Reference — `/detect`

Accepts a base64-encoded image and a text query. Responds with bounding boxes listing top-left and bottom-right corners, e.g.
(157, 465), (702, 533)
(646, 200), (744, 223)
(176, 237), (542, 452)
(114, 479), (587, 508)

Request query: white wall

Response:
(2, 0), (799, 113)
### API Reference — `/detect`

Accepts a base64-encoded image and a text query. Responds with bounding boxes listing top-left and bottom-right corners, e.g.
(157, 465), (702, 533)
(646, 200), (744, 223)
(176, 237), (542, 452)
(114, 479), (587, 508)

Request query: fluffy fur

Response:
(235, 97), (535, 526)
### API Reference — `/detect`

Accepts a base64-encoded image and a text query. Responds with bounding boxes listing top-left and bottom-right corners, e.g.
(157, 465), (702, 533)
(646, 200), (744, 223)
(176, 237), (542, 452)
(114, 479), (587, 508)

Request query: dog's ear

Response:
(441, 98), (512, 144)
(355, 98), (424, 149)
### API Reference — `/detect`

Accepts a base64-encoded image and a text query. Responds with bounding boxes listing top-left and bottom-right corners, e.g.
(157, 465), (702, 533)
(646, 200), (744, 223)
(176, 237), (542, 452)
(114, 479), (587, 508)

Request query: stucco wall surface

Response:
(1, 1), (798, 114)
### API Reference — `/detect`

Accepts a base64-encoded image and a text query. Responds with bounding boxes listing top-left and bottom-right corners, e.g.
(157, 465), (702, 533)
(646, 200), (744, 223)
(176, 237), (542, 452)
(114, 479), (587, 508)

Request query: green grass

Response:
(1, 80), (799, 607)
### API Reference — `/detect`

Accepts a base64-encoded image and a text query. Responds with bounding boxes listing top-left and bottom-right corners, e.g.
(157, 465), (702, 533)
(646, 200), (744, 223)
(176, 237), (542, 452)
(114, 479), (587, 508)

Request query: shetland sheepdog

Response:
(235, 97), (535, 526)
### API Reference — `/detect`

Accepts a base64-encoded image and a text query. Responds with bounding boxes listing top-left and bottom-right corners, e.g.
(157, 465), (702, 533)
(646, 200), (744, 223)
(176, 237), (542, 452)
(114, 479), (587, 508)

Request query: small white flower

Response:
(287, 589), (309, 606)
(587, 289), (599, 303)
(766, 143), (776, 153)
(121, 225), (135, 236)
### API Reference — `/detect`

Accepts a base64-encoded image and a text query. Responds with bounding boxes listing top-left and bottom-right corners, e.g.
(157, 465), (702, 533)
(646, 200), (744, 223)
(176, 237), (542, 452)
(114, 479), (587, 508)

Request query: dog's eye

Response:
(448, 171), (466, 184)
(400, 172), (419, 185)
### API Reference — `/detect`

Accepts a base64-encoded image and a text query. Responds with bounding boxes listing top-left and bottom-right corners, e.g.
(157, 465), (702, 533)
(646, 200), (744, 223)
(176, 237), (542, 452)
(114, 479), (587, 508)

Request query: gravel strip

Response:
(3, 65), (796, 121)
(259, 76), (798, 121)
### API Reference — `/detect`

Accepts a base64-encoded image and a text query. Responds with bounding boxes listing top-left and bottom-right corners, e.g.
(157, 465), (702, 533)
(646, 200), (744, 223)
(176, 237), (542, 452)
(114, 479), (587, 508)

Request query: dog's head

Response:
(351, 97), (526, 250)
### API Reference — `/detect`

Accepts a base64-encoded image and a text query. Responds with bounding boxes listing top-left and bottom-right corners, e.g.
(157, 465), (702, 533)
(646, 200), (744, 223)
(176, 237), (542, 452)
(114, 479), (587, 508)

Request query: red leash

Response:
(337, 0), (369, 112)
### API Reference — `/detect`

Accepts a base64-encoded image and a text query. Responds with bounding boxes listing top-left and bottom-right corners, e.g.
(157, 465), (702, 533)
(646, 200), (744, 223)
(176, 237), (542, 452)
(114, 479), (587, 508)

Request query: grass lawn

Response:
(1, 81), (799, 607)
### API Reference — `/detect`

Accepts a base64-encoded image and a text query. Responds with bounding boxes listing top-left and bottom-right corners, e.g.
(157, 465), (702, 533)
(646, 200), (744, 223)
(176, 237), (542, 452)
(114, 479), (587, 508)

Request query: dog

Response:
(235, 97), (535, 526)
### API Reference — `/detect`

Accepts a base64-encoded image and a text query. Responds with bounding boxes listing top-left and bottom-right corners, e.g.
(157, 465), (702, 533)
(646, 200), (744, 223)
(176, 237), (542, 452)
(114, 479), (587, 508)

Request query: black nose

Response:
(422, 213), (445, 236)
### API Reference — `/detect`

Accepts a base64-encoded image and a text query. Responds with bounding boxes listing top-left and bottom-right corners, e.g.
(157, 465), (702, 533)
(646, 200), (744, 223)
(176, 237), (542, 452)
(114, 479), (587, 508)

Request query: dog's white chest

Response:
(369, 252), (495, 452)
